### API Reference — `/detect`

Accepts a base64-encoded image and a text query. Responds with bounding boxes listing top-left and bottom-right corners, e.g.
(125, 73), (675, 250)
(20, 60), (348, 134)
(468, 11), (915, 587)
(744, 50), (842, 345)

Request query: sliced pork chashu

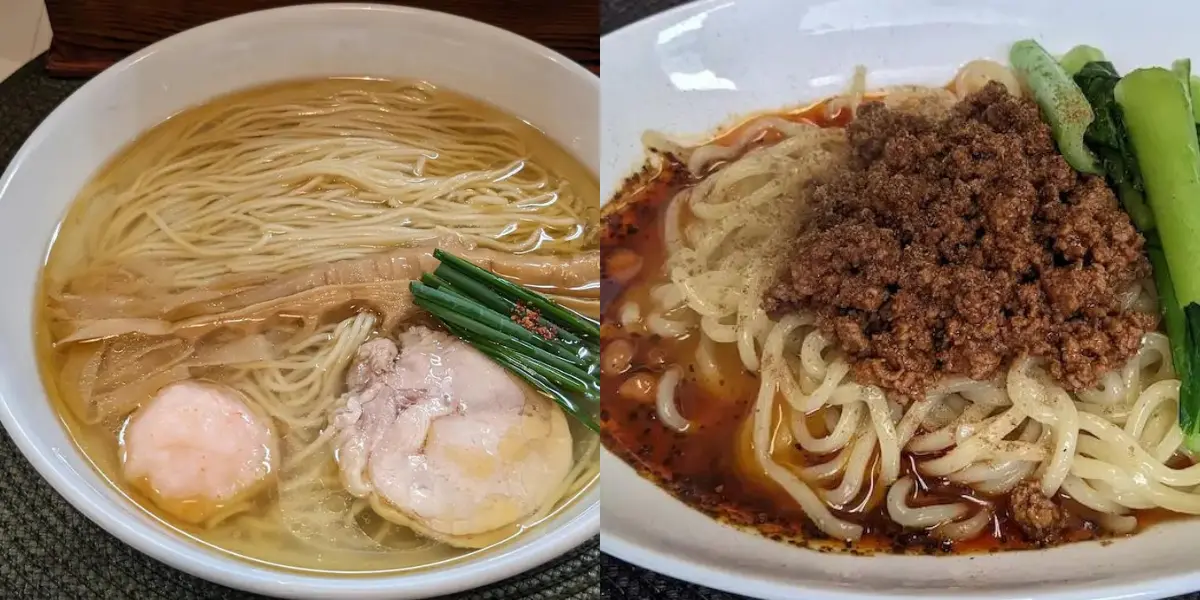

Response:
(331, 326), (573, 548)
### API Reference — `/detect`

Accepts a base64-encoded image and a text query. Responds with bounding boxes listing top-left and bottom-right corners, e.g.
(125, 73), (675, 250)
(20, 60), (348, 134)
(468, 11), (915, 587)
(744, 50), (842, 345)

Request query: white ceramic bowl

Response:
(0, 4), (597, 598)
(601, 1), (1200, 599)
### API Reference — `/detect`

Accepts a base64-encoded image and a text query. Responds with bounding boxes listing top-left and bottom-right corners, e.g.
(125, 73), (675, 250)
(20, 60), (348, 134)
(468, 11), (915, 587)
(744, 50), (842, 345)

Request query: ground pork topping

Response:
(1008, 480), (1067, 545)
(764, 82), (1155, 398)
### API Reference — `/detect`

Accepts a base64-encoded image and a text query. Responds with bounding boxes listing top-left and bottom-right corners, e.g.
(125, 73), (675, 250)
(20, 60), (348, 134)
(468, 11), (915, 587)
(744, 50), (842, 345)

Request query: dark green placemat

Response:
(0, 54), (598, 600)
(598, 1), (1200, 599)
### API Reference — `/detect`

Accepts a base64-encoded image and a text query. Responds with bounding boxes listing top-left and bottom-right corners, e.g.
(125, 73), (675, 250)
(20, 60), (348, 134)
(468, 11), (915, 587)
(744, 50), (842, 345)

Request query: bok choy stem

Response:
(1010, 39), (1103, 174)
(1114, 67), (1200, 450)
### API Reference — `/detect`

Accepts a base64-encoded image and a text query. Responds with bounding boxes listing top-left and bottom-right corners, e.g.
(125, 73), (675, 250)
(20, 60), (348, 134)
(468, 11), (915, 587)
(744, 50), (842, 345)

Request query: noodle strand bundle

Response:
(604, 62), (1193, 549)
(38, 78), (599, 572)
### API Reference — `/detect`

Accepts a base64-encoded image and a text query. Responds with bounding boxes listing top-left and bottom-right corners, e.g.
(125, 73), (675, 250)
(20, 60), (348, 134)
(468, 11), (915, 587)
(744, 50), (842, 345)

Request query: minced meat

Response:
(1008, 479), (1067, 545)
(764, 82), (1155, 398)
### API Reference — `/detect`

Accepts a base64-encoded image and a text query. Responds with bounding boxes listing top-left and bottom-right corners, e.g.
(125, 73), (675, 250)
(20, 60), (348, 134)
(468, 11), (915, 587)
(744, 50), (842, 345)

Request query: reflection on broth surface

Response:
(38, 78), (599, 573)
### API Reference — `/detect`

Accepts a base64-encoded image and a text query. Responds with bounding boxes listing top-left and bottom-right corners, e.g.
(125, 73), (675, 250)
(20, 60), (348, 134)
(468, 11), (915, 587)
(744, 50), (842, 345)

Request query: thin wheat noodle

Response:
(50, 80), (595, 292)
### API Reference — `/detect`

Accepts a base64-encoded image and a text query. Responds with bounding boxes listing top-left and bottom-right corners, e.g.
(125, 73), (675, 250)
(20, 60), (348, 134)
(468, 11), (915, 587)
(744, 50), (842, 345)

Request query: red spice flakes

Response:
(511, 302), (558, 340)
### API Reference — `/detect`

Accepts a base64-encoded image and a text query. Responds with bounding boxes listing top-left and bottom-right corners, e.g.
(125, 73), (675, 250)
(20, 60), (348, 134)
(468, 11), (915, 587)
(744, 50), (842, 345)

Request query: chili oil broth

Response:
(599, 98), (1183, 554)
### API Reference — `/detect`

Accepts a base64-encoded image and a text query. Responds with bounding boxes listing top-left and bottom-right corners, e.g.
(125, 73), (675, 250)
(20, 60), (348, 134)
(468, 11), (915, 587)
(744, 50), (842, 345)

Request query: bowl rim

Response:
(600, 516), (1200, 600)
(0, 3), (598, 598)
(598, 0), (1200, 599)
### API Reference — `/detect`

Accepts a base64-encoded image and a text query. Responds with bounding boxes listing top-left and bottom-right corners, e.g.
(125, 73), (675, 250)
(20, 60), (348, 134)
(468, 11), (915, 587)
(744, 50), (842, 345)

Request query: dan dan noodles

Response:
(38, 78), (599, 572)
(600, 41), (1200, 552)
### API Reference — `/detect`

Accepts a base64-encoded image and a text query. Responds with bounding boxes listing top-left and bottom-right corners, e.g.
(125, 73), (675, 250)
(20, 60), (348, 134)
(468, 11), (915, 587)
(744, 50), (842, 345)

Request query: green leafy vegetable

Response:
(410, 251), (600, 433)
(1174, 59), (1194, 121)
(1072, 60), (1154, 230)
(1191, 76), (1200, 125)
(1009, 39), (1103, 174)
(1061, 52), (1200, 452)
(1114, 67), (1200, 450)
(1060, 44), (1106, 76)
(1150, 247), (1191, 402)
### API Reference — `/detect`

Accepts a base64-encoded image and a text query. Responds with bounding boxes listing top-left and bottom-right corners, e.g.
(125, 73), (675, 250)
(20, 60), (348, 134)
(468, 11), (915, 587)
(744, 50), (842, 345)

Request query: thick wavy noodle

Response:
(602, 62), (1195, 550)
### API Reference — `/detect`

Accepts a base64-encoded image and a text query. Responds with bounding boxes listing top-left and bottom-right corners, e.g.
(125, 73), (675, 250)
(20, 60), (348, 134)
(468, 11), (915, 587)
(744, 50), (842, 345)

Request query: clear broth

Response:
(37, 77), (599, 574)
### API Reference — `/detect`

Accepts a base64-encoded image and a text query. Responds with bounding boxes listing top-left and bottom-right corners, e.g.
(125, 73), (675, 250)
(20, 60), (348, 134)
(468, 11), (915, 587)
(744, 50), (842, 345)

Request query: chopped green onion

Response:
(432, 261), (591, 352)
(411, 282), (582, 365)
(443, 321), (598, 433)
(433, 248), (599, 341)
(410, 251), (599, 433)
(418, 294), (592, 384)
(432, 263), (514, 316)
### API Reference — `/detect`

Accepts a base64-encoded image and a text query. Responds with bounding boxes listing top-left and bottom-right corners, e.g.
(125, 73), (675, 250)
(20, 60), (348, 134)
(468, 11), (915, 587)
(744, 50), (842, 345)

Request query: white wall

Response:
(0, 0), (51, 80)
